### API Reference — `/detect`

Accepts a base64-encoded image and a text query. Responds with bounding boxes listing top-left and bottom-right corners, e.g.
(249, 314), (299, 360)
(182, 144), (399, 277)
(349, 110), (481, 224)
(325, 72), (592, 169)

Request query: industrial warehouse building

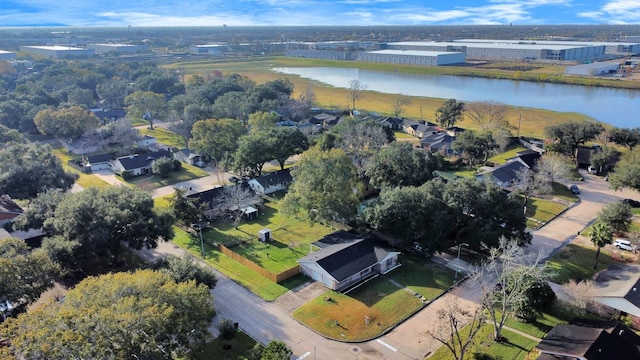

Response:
(386, 41), (608, 61)
(0, 50), (16, 60)
(188, 44), (228, 55)
(565, 61), (621, 76)
(358, 49), (465, 66)
(19, 45), (95, 59)
(87, 43), (148, 54)
(455, 39), (640, 56)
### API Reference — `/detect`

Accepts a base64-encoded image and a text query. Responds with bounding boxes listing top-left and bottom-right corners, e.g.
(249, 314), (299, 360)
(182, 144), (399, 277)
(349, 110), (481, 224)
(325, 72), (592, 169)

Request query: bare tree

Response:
(512, 167), (551, 214)
(347, 79), (367, 110)
(474, 238), (548, 340)
(337, 121), (389, 178)
(428, 301), (485, 360)
(535, 152), (571, 185)
(562, 279), (609, 317)
(215, 185), (261, 227)
(298, 84), (316, 107)
(391, 94), (411, 118)
(465, 101), (510, 131)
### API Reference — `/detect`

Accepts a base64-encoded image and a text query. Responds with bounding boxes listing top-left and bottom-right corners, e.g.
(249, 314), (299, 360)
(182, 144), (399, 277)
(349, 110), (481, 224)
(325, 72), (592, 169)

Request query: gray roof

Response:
(114, 150), (172, 171)
(0, 195), (23, 215)
(87, 153), (114, 164)
(299, 237), (395, 282)
(254, 169), (292, 188)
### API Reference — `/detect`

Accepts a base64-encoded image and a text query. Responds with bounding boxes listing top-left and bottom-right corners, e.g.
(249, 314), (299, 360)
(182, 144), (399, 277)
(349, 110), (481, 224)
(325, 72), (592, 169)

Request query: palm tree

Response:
(589, 222), (613, 269)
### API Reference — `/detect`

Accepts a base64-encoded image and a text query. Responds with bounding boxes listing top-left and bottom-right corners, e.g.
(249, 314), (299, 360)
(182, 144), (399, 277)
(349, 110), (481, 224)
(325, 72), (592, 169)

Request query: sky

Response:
(0, 0), (639, 27)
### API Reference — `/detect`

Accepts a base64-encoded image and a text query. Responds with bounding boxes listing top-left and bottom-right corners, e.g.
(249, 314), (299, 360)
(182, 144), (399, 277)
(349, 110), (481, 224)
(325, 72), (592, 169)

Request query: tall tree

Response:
(215, 184), (261, 227)
(391, 94), (411, 118)
(451, 130), (497, 165)
(609, 127), (640, 150)
(0, 237), (60, 305)
(0, 124), (28, 147)
(281, 148), (359, 223)
(5, 270), (215, 359)
(189, 118), (246, 163)
(96, 77), (130, 108)
(589, 222), (613, 269)
(366, 141), (443, 189)
(125, 90), (167, 129)
(233, 131), (273, 176)
(248, 111), (278, 132)
(428, 301), (485, 360)
(169, 188), (205, 226)
(544, 121), (604, 155)
(610, 146), (640, 191)
(435, 99), (465, 129)
(33, 106), (100, 139)
(474, 238), (547, 340)
(0, 143), (76, 200)
(597, 200), (632, 234)
(464, 101), (510, 131)
(590, 146), (619, 174)
(151, 254), (218, 289)
(50, 186), (174, 265)
(268, 126), (309, 170)
(512, 167), (551, 214)
(347, 79), (367, 110)
(335, 120), (390, 178)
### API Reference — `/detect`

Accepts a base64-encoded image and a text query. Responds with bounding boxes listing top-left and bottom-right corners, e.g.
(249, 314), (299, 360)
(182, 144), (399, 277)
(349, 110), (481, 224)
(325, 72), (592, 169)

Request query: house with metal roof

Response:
(298, 232), (401, 291)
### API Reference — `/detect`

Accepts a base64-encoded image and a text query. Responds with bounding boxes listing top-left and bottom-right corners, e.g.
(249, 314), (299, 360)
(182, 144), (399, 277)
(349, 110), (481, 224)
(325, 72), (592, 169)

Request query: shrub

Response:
(217, 318), (237, 340)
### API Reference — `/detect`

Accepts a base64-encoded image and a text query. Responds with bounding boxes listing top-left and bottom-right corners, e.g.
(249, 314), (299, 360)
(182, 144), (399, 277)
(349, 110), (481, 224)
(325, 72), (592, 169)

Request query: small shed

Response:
(258, 228), (271, 242)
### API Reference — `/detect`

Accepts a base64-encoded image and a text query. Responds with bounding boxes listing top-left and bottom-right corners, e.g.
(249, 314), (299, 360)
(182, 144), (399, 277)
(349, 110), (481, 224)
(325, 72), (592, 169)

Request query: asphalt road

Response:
(137, 169), (640, 360)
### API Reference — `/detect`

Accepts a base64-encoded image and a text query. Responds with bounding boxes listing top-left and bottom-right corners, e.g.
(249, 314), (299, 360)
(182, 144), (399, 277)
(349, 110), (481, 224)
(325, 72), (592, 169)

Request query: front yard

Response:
(53, 149), (111, 189)
(128, 163), (209, 189)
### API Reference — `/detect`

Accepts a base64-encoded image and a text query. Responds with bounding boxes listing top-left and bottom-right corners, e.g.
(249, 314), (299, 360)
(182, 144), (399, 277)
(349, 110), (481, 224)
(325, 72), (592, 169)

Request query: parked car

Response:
(569, 184), (580, 194)
(621, 198), (640, 208)
(614, 239), (637, 252)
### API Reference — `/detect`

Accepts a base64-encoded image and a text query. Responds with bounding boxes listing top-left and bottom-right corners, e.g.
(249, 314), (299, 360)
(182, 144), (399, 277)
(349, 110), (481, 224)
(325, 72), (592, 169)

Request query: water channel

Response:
(273, 67), (640, 127)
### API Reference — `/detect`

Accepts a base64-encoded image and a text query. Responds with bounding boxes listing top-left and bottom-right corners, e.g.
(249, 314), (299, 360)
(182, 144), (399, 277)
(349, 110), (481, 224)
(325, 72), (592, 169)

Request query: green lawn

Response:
(487, 146), (528, 165)
(128, 164), (209, 189)
(428, 325), (538, 360)
(139, 127), (188, 148)
(292, 276), (423, 341)
(550, 182), (580, 203)
(187, 331), (262, 360)
(394, 131), (420, 146)
(172, 226), (302, 300)
(53, 149), (112, 189)
(209, 197), (335, 273)
(546, 241), (630, 283)
(504, 301), (584, 339)
(384, 254), (455, 301)
(154, 193), (173, 209)
(525, 197), (567, 224)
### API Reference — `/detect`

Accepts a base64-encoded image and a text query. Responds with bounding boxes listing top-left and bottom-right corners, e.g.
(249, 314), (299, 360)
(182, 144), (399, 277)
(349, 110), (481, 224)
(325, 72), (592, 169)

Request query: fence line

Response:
(218, 243), (299, 283)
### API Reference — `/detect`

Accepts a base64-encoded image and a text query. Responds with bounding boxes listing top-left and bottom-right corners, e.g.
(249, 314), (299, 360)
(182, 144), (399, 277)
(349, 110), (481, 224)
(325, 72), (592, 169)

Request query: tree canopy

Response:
(609, 127), (640, 149)
(452, 130), (497, 165)
(34, 106), (100, 139)
(125, 90), (167, 129)
(544, 121), (604, 155)
(0, 143), (76, 200)
(609, 146), (640, 191)
(281, 148), (359, 223)
(366, 141), (443, 189)
(597, 201), (632, 233)
(189, 118), (246, 162)
(435, 99), (465, 129)
(4, 270), (215, 359)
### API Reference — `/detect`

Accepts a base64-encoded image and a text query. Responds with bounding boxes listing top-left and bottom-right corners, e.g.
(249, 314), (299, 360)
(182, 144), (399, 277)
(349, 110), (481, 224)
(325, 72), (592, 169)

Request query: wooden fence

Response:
(218, 243), (300, 283)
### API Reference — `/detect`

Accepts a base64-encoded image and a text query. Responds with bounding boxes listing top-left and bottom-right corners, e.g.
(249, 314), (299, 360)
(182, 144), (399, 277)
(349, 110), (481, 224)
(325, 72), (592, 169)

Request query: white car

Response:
(614, 239), (637, 252)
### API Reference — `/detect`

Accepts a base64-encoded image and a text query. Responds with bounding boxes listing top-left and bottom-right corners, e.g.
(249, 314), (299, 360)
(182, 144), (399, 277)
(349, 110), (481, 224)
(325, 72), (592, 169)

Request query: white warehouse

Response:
(87, 43), (148, 54)
(0, 50), (16, 60)
(19, 45), (95, 59)
(358, 49), (465, 66)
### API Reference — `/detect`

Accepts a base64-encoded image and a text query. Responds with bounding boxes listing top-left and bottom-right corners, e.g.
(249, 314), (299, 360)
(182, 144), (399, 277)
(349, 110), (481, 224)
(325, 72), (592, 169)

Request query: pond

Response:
(274, 67), (640, 127)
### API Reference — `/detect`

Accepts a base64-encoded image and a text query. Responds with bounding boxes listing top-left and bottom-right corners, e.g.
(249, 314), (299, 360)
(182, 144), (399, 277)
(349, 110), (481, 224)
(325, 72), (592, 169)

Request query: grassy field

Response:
(171, 226), (302, 300)
(128, 164), (209, 189)
(209, 196), (336, 273)
(139, 127), (188, 148)
(187, 331), (261, 360)
(53, 149), (111, 189)
(546, 238), (636, 284)
(292, 276), (423, 341)
(163, 57), (601, 139)
(384, 254), (455, 301)
(525, 197), (568, 224)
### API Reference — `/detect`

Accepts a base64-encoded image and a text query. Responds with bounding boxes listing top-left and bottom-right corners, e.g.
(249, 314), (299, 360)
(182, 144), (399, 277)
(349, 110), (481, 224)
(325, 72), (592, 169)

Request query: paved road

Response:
(137, 170), (640, 360)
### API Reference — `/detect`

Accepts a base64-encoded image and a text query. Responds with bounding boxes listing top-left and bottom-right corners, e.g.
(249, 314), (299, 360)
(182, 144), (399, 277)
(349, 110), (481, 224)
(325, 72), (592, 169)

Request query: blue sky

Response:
(0, 0), (638, 27)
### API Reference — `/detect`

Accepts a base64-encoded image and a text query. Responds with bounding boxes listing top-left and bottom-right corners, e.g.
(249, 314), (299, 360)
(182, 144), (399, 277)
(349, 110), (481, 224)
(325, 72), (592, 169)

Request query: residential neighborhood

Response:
(2, 23), (640, 360)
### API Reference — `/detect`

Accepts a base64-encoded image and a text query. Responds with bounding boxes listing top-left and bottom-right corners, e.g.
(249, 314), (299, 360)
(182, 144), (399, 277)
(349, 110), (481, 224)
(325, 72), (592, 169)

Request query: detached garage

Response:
(87, 153), (114, 171)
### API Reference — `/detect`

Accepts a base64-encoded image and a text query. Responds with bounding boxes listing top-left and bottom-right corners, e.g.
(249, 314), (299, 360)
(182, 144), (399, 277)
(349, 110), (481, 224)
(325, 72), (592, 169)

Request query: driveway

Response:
(137, 170), (640, 359)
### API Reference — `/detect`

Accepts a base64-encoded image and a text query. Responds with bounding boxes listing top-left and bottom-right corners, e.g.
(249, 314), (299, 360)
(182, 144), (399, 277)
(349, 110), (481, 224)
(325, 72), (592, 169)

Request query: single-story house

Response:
(377, 116), (404, 130)
(0, 195), (24, 226)
(187, 183), (260, 220)
(173, 148), (205, 167)
(136, 135), (158, 148)
(589, 264), (640, 317)
(86, 153), (114, 171)
(537, 319), (640, 360)
(402, 119), (438, 138)
(110, 150), (172, 176)
(61, 138), (102, 155)
(187, 186), (225, 219)
(89, 107), (126, 125)
(507, 149), (542, 168)
(298, 233), (401, 291)
(248, 169), (293, 195)
(476, 158), (530, 189)
(420, 132), (456, 154)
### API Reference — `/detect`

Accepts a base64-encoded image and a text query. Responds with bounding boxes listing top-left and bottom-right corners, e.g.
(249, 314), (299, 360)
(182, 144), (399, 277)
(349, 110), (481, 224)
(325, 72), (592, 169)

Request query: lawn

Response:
(525, 197), (567, 224)
(292, 276), (423, 341)
(394, 130), (420, 146)
(384, 254), (455, 301)
(549, 182), (580, 203)
(128, 163), (209, 189)
(208, 197), (335, 273)
(139, 127), (188, 148)
(503, 301), (584, 339)
(428, 325), (538, 360)
(154, 193), (173, 209)
(53, 149), (111, 189)
(546, 239), (632, 284)
(172, 226), (303, 300)
(187, 331), (262, 360)
(487, 145), (528, 165)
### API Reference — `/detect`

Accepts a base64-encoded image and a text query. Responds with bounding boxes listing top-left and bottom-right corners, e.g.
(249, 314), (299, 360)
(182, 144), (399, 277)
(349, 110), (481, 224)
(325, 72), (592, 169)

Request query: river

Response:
(273, 67), (640, 127)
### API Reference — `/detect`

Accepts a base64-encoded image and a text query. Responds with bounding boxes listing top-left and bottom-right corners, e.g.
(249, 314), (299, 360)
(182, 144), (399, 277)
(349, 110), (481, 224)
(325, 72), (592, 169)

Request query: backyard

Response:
(127, 162), (209, 189)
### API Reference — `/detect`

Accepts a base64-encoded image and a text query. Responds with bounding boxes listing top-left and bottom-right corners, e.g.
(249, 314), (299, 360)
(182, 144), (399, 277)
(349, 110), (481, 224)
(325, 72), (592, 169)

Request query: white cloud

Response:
(577, 0), (640, 24)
